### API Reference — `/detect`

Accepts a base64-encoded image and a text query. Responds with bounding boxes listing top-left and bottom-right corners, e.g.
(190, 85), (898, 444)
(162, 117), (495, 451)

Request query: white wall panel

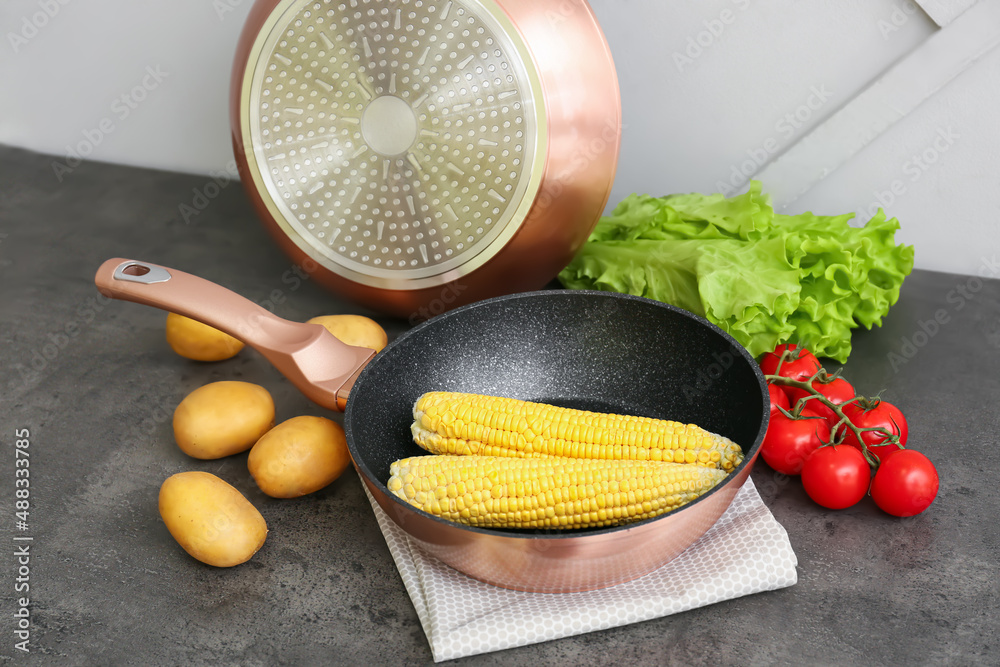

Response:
(2, 0), (996, 275)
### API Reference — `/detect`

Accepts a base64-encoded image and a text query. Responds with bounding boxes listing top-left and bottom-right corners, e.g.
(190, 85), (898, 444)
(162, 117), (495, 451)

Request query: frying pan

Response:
(230, 0), (621, 318)
(95, 258), (769, 593)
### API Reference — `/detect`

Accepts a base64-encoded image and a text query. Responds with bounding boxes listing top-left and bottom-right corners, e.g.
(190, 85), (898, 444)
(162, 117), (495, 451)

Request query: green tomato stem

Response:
(765, 349), (902, 470)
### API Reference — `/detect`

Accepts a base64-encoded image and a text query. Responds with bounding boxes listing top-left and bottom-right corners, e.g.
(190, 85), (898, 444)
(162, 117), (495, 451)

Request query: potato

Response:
(173, 381), (274, 459)
(165, 312), (244, 361)
(307, 314), (388, 352)
(158, 471), (267, 567)
(248, 416), (351, 498)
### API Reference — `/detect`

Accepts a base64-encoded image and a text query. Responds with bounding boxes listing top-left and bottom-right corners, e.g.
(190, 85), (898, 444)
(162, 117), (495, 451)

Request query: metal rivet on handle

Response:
(113, 262), (172, 285)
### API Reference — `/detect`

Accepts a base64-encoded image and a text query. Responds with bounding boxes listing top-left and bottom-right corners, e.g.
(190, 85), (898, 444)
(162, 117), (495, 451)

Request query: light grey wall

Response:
(2, 0), (997, 276)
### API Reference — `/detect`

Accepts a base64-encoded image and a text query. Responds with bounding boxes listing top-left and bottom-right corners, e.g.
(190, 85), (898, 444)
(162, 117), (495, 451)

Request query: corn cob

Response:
(411, 392), (744, 472)
(388, 454), (727, 529)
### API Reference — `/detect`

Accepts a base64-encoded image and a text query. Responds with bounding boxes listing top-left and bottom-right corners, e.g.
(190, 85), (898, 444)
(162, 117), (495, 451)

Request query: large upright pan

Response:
(230, 0), (621, 318)
(95, 258), (768, 593)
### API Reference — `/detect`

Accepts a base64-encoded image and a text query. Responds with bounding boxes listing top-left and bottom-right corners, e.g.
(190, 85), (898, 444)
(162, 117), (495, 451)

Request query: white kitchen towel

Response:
(364, 478), (797, 662)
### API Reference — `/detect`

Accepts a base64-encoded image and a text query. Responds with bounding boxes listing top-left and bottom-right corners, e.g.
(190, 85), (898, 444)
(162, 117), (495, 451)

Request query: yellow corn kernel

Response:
(411, 392), (744, 471)
(387, 454), (727, 530)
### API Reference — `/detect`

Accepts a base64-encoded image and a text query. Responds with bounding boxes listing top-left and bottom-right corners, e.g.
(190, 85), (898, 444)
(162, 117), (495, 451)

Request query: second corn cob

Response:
(388, 454), (727, 529)
(411, 391), (744, 471)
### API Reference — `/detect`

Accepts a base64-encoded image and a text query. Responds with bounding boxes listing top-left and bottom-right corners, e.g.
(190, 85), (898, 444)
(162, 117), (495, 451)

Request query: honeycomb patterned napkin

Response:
(364, 478), (797, 662)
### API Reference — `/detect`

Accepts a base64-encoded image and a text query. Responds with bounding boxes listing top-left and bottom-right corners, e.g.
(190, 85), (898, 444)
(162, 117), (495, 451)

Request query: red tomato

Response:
(759, 344), (821, 382)
(768, 383), (790, 414)
(787, 376), (856, 427)
(870, 450), (939, 516)
(761, 409), (831, 475)
(842, 399), (909, 462)
(801, 445), (871, 509)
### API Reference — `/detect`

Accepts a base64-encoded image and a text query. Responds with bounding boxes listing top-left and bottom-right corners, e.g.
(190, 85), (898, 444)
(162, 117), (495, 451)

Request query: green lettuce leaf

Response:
(558, 181), (914, 362)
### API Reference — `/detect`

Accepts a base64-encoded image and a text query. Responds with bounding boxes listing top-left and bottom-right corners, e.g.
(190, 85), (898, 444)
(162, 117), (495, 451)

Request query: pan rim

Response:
(344, 289), (769, 541)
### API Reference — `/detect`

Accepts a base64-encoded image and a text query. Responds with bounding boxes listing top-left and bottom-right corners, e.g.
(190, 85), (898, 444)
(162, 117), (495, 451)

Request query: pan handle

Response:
(94, 258), (374, 411)
(96, 258), (302, 343)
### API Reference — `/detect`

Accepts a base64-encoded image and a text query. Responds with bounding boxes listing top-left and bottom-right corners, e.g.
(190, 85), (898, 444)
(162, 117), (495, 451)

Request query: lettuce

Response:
(558, 181), (914, 362)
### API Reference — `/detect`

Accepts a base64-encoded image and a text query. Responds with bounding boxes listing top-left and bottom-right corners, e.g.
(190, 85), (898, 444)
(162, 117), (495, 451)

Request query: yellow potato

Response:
(307, 314), (388, 352)
(165, 312), (244, 361)
(173, 381), (275, 459)
(158, 471), (267, 567)
(248, 416), (351, 498)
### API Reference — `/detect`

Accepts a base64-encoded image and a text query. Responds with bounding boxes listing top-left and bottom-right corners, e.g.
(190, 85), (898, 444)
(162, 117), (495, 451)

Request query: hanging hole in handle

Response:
(113, 261), (172, 284)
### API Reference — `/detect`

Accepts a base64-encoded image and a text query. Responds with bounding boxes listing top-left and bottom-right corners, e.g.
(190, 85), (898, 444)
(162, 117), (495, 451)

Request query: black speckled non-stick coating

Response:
(344, 290), (769, 536)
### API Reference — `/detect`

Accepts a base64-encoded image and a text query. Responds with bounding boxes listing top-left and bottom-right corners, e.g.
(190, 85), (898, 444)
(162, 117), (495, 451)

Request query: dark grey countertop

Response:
(1, 144), (997, 665)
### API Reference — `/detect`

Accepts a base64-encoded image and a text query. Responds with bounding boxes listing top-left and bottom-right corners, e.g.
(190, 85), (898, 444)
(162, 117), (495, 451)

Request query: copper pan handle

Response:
(94, 258), (374, 411)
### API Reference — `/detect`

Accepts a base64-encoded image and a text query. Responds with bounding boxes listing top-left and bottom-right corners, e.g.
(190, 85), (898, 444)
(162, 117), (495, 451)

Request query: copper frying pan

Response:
(95, 258), (768, 593)
(230, 0), (621, 318)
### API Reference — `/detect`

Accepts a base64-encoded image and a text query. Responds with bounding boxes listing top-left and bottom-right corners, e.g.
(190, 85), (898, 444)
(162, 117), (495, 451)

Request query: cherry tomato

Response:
(801, 445), (871, 509)
(787, 376), (856, 427)
(870, 450), (939, 516)
(768, 383), (790, 414)
(761, 409), (831, 475)
(842, 399), (909, 462)
(759, 344), (821, 382)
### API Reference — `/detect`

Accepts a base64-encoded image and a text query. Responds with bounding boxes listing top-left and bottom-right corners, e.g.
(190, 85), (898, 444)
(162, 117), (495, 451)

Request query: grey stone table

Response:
(1, 145), (997, 665)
